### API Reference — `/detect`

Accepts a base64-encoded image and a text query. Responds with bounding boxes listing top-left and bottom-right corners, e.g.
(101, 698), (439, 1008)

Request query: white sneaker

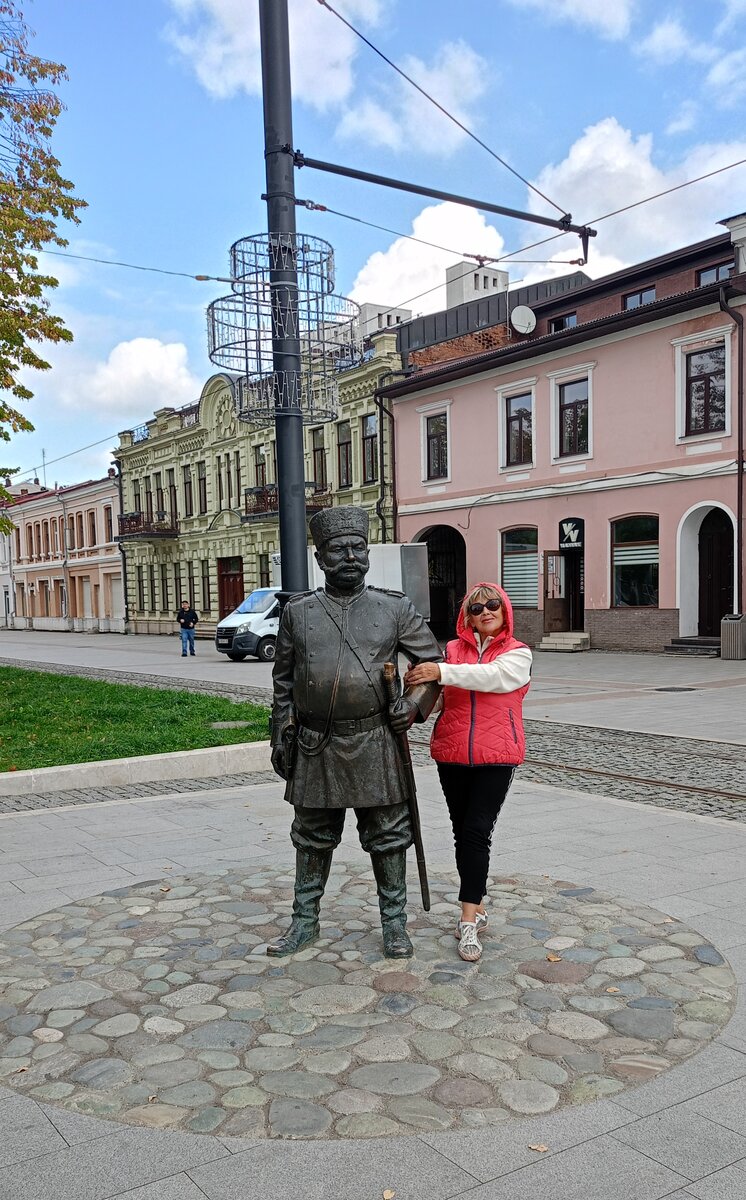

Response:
(457, 921), (482, 962)
(455, 910), (488, 939)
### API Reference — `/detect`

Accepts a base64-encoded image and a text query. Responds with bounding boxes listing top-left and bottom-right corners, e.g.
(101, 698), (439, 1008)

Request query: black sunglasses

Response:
(468, 599), (502, 616)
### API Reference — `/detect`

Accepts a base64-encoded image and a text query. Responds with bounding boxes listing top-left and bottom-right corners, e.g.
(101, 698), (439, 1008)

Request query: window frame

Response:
(500, 527), (539, 609)
(549, 312), (577, 333)
(673, 326), (732, 444)
(337, 420), (353, 490)
(182, 465), (193, 517)
(361, 413), (378, 484)
(623, 286), (656, 310)
(311, 428), (327, 491)
(496, 377), (537, 473)
(697, 261), (735, 287)
(548, 363), (595, 465)
(685, 344), (727, 437)
(610, 515), (659, 609)
(417, 399), (452, 484)
(197, 461), (208, 513)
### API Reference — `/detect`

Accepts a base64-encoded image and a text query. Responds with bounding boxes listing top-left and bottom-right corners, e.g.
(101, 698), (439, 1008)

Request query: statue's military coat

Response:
(271, 585), (442, 809)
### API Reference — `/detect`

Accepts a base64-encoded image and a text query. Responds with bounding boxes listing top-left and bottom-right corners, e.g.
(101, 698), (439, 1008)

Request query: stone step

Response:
(663, 645), (720, 657)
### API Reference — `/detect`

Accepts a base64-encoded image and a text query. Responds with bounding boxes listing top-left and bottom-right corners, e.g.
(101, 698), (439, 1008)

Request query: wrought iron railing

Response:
(243, 485), (329, 519)
(116, 511), (179, 538)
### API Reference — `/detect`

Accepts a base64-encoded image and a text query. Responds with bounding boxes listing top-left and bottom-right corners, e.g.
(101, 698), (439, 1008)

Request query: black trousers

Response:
(290, 802), (412, 856)
(437, 764), (515, 904)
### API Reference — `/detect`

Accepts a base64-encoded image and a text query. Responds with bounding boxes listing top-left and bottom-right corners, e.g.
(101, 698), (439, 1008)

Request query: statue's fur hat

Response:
(309, 505), (369, 550)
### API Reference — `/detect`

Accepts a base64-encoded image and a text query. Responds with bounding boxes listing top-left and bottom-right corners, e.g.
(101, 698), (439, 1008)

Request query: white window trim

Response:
(496, 377), (537, 475)
(673, 325), (732, 444)
(417, 398), (452, 485)
(547, 362), (596, 465)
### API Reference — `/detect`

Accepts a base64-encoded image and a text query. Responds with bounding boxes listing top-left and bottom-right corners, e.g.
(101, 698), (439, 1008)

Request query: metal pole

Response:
(259, 0), (308, 595)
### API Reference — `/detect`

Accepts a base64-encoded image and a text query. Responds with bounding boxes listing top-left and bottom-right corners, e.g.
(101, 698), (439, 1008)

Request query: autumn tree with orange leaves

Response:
(0, 0), (85, 530)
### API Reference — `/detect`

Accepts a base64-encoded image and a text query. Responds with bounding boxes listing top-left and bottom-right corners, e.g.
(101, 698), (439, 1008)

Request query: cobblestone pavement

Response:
(0, 865), (736, 1140)
(3, 657), (744, 822)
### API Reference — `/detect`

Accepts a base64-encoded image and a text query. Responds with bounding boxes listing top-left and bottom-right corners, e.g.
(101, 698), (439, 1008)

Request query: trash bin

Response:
(721, 613), (746, 660)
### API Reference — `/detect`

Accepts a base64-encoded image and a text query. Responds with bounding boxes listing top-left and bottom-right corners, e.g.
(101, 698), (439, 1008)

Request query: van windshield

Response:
(235, 590), (277, 615)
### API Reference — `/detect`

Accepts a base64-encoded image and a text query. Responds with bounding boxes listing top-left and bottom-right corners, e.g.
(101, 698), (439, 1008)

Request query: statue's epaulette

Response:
(285, 590), (314, 603)
(368, 585), (405, 598)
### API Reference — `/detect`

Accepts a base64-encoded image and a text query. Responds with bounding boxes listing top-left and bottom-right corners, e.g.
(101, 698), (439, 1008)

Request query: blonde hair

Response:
(460, 584), (502, 627)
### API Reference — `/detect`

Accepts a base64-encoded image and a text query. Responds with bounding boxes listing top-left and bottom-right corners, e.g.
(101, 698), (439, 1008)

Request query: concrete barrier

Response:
(0, 740), (273, 796)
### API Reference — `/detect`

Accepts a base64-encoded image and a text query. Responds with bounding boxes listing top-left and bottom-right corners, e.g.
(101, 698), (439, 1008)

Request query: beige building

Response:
(10, 472), (125, 631)
(115, 331), (403, 636)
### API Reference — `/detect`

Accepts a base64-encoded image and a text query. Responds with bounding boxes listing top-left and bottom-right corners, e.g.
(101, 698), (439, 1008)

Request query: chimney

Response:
(719, 212), (746, 274)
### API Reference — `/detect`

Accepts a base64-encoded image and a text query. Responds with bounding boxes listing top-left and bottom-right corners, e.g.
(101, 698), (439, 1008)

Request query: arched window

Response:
(611, 516), (659, 607)
(501, 528), (538, 607)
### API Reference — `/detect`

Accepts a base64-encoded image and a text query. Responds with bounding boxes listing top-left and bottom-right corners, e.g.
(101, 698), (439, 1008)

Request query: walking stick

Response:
(383, 662), (430, 912)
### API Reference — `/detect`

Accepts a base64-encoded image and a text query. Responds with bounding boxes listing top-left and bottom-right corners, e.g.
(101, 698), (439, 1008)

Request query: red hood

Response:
(455, 581), (514, 652)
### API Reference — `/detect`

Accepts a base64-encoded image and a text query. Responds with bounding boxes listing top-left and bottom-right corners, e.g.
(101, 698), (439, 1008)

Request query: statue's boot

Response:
(267, 849), (332, 957)
(371, 851), (413, 959)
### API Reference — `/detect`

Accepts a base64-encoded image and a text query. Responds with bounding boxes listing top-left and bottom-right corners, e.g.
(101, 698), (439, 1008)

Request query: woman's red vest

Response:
(430, 582), (529, 767)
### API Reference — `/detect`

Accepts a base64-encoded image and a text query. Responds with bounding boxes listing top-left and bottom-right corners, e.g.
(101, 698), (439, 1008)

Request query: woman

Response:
(405, 583), (532, 962)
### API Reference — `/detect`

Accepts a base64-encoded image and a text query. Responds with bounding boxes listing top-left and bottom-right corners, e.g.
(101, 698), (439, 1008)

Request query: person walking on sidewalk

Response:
(404, 582), (531, 963)
(177, 600), (199, 657)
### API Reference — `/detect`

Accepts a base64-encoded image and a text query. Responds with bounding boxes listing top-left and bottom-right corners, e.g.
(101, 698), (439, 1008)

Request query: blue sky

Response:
(8, 0), (746, 484)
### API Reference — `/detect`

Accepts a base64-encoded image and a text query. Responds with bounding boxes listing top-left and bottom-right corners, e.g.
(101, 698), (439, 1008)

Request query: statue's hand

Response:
(388, 695), (418, 735)
(271, 744), (287, 780)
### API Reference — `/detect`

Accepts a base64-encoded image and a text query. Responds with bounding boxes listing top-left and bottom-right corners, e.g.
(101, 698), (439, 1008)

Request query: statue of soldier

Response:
(268, 505), (442, 959)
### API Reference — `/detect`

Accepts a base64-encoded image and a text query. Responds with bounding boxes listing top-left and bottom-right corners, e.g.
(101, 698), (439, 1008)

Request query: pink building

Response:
(10, 473), (125, 632)
(384, 217), (745, 652)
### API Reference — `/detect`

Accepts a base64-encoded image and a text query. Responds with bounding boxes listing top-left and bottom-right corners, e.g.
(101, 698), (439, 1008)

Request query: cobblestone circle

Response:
(0, 866), (736, 1139)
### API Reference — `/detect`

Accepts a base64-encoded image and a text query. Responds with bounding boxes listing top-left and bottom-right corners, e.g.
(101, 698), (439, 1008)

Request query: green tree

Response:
(0, 0), (85, 531)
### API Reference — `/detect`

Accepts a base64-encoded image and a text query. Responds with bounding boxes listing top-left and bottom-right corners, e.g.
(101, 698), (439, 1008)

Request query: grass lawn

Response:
(0, 667), (270, 772)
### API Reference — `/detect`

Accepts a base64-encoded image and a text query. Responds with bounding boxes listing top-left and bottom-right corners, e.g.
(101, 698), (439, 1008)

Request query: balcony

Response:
(242, 485), (330, 522)
(116, 511), (179, 541)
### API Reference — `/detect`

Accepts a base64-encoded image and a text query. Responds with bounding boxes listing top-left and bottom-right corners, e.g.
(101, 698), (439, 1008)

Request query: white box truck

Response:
(214, 543), (429, 663)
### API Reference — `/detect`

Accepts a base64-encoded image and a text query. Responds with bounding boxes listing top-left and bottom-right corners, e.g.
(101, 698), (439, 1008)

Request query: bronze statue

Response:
(269, 505), (442, 958)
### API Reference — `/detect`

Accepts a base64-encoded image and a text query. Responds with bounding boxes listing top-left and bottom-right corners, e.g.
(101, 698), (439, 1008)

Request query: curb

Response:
(0, 740), (273, 797)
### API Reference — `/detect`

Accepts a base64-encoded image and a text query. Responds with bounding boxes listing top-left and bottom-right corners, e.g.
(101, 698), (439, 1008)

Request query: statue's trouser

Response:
(267, 802), (413, 958)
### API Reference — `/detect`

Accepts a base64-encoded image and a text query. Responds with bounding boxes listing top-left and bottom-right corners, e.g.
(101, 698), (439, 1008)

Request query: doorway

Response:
(543, 551), (584, 633)
(416, 525), (467, 641)
(217, 556), (244, 619)
(698, 509), (734, 636)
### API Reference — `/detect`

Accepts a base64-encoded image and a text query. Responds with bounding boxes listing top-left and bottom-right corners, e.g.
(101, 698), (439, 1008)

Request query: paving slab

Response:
(611, 1107), (746, 1180)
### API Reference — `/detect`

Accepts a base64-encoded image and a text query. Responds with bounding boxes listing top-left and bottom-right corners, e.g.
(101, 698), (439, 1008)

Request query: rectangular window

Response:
(337, 420), (352, 489)
(686, 344), (726, 435)
(197, 461), (208, 513)
(201, 559), (211, 612)
(182, 465), (193, 517)
(136, 565), (145, 611)
(186, 560), (195, 607)
(88, 511), (97, 546)
(312, 429), (326, 491)
(148, 564), (156, 612)
(361, 414), (378, 483)
(133, 479), (141, 512)
(501, 528), (539, 607)
(698, 261), (734, 286)
(226, 454), (233, 509)
(258, 552), (270, 588)
(254, 445), (266, 488)
(505, 392), (533, 466)
(76, 513), (84, 548)
(234, 450), (242, 499)
(144, 477), (153, 520)
(217, 458), (224, 509)
(549, 313), (577, 333)
(173, 561), (182, 607)
(559, 378), (589, 457)
(104, 506), (113, 542)
(167, 469), (178, 519)
(612, 516), (659, 607)
(155, 471), (164, 513)
(67, 517), (75, 551)
(160, 563), (169, 613)
(426, 413), (448, 479)
(623, 286), (656, 310)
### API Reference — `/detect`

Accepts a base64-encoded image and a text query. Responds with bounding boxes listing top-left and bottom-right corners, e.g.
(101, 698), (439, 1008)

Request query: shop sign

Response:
(558, 517), (584, 551)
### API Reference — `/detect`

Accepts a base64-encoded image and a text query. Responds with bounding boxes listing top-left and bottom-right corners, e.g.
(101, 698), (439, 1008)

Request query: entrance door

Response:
(217, 556), (244, 619)
(566, 553), (585, 631)
(698, 509), (734, 636)
(543, 552), (569, 632)
(420, 526), (467, 641)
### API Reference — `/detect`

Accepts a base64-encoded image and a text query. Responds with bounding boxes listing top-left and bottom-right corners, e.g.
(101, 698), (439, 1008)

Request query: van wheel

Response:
(257, 637), (276, 662)
(227, 652), (247, 662)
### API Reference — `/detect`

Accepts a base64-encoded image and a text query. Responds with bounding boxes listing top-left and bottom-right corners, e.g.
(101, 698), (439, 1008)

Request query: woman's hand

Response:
(405, 661), (441, 687)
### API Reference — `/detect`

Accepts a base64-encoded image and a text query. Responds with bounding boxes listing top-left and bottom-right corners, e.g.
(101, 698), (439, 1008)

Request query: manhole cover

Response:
(655, 687), (697, 693)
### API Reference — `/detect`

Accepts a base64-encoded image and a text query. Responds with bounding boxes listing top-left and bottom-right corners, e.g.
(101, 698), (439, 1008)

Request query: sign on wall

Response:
(558, 518), (584, 551)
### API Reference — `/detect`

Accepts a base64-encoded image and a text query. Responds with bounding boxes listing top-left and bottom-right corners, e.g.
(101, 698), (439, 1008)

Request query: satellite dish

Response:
(510, 305), (537, 335)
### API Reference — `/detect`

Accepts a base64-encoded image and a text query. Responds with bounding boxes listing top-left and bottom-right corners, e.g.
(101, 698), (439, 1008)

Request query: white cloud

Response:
(636, 18), (715, 64)
(338, 40), (489, 156)
(165, 0), (383, 109)
(524, 117), (746, 279)
(53, 338), (201, 424)
(504, 0), (636, 40)
(707, 48), (746, 107)
(717, 0), (746, 34)
(348, 202), (505, 313)
(665, 100), (698, 136)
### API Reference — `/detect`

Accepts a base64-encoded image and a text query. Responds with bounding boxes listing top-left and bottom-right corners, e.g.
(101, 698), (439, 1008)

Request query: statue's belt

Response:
(298, 711), (388, 736)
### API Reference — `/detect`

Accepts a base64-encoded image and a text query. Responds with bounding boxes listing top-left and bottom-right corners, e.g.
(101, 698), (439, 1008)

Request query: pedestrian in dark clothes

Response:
(177, 600), (199, 657)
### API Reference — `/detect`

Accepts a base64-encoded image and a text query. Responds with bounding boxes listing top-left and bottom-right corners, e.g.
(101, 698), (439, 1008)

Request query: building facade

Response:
(115, 331), (404, 636)
(384, 219), (745, 651)
(9, 473), (125, 632)
(1, 479), (46, 625)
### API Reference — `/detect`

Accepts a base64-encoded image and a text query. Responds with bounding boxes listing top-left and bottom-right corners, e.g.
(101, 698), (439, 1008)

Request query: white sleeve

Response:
(439, 647), (532, 693)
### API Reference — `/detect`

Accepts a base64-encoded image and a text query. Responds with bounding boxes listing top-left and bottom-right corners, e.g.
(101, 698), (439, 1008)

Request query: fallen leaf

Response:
(160, 886), (171, 893)
(148, 1095), (157, 1103)
(14, 1066), (28, 1073)
(606, 987), (620, 994)
(528, 1144), (549, 1153)
(662, 918), (675, 924)
(383, 1191), (396, 1200)
(546, 953), (562, 962)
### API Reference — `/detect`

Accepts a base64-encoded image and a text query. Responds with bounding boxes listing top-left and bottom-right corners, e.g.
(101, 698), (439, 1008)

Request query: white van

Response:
(214, 588), (280, 662)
